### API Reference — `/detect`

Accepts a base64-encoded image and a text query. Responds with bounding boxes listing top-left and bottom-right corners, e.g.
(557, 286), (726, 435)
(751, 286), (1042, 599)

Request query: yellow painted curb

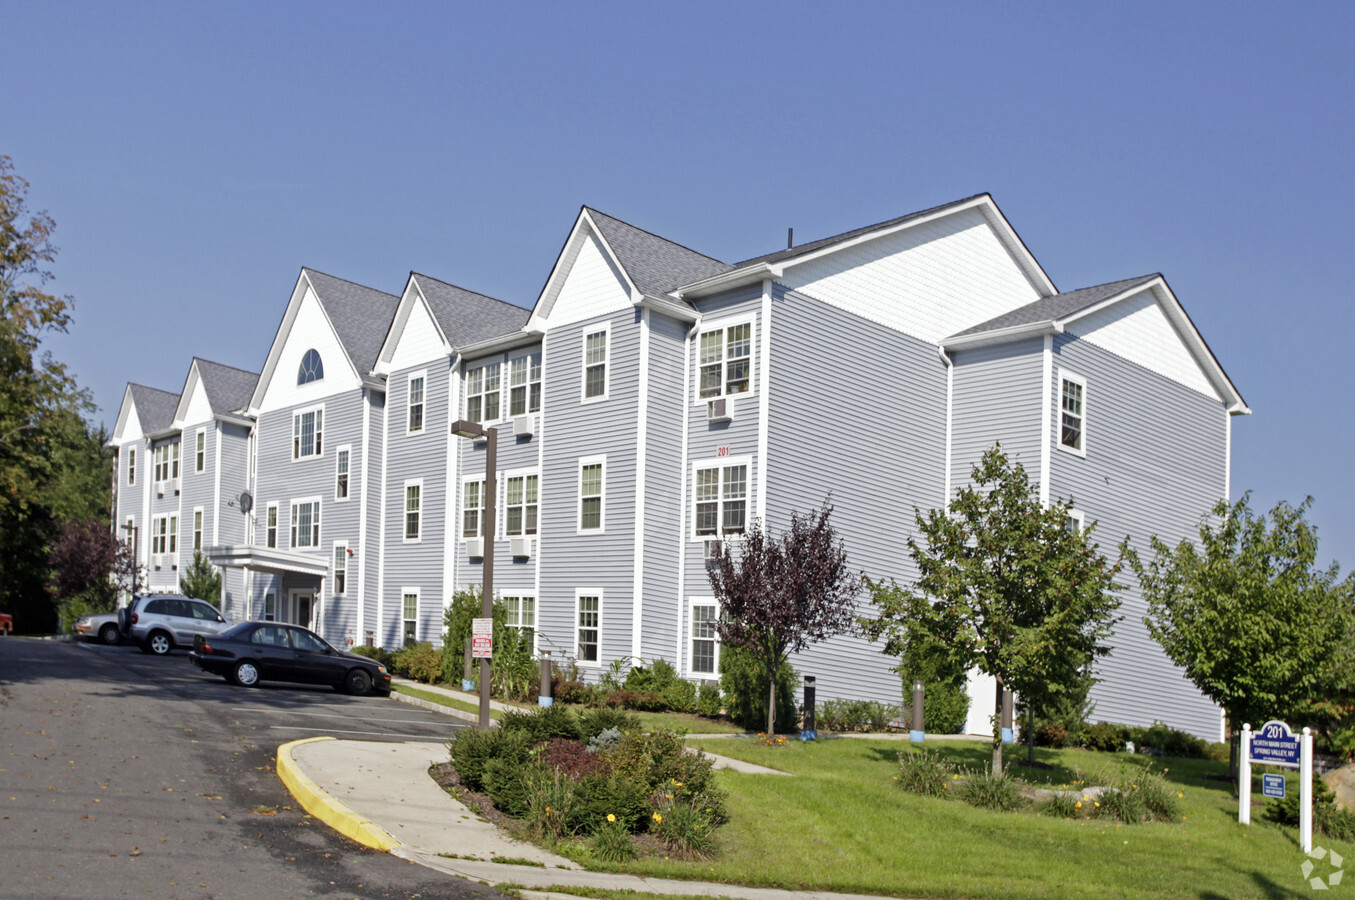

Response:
(276, 736), (401, 852)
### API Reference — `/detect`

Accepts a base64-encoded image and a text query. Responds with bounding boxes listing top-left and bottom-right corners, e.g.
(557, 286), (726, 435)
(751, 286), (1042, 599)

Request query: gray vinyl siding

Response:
(362, 388), (385, 645)
(1047, 334), (1228, 739)
(216, 423), (252, 619)
(146, 435), (183, 591)
(763, 285), (948, 706)
(949, 337), (1045, 489)
(536, 311), (640, 672)
(179, 423), (214, 602)
(637, 311), (688, 663)
(383, 359), (451, 646)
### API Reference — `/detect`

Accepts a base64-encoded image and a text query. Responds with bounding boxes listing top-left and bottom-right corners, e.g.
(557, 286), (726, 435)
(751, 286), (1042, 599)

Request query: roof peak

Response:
(582, 206), (728, 267)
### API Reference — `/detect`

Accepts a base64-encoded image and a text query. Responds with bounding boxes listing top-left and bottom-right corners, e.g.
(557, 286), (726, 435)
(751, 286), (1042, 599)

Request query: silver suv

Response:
(118, 594), (234, 656)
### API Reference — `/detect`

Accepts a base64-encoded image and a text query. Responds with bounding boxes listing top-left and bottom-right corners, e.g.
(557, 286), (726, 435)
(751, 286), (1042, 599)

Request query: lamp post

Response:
(451, 419), (496, 730)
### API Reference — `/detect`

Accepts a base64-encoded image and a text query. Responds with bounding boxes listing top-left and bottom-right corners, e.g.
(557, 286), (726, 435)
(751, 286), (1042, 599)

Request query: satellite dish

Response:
(238, 491), (254, 515)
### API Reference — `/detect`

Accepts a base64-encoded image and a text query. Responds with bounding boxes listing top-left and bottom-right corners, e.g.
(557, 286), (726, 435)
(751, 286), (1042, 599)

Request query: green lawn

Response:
(545, 737), (1349, 900)
(392, 683), (505, 720)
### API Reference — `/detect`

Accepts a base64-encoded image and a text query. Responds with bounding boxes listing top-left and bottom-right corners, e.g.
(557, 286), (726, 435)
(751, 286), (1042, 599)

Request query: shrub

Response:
(649, 790), (721, 858)
(1035, 721), (1069, 748)
(662, 679), (697, 713)
(484, 756), (534, 817)
(1083, 721), (1126, 752)
(602, 689), (666, 712)
(1042, 792), (1080, 818)
(447, 728), (532, 792)
(1265, 778), (1355, 839)
(570, 772), (651, 834)
(1125, 721), (1207, 758)
(578, 707), (641, 741)
(391, 642), (442, 683)
(696, 682), (722, 718)
(523, 767), (578, 839)
(539, 738), (609, 779)
(1093, 767), (1180, 823)
(587, 727), (625, 755)
(349, 644), (395, 669)
(500, 704), (583, 744)
(922, 679), (971, 734)
(894, 749), (958, 798)
(719, 644), (797, 732)
(956, 765), (1025, 812)
(554, 678), (595, 706)
(589, 814), (635, 861)
(439, 587), (541, 701)
(609, 730), (725, 815)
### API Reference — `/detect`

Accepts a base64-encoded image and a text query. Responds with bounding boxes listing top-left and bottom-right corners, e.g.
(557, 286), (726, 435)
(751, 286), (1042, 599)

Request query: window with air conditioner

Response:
(698, 320), (753, 399)
(693, 459), (749, 540)
(466, 362), (501, 424)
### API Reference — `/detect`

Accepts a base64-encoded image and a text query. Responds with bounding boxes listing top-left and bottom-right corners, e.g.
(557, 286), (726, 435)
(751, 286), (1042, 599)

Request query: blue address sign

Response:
(1250, 720), (1301, 767)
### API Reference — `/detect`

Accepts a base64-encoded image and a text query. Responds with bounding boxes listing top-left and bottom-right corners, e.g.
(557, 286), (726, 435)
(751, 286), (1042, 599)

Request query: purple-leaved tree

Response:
(707, 503), (861, 734)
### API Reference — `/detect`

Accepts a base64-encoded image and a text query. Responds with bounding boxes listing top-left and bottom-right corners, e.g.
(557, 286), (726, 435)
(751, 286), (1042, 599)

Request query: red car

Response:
(0, 613), (12, 635)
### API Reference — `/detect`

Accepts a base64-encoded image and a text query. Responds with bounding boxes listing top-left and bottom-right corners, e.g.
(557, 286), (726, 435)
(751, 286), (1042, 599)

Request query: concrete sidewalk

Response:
(277, 736), (894, 899)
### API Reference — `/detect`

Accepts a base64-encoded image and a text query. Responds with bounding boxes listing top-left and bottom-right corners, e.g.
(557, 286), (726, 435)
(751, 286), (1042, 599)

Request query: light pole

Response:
(451, 419), (496, 730)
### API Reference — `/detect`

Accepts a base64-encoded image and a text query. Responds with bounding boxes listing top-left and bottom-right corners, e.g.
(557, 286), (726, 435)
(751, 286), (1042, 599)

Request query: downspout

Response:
(938, 345), (953, 510)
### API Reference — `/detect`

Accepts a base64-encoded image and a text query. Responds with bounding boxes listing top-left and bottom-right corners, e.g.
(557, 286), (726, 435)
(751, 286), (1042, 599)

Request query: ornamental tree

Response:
(707, 503), (861, 735)
(865, 446), (1123, 770)
(180, 550), (223, 607)
(1125, 494), (1355, 770)
(48, 519), (140, 615)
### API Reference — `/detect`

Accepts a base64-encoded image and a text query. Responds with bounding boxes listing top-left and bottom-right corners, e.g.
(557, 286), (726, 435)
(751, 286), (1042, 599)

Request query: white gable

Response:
(113, 392), (143, 444)
(181, 375), (214, 426)
(780, 207), (1043, 344)
(389, 293), (447, 372)
(543, 229), (632, 328)
(1067, 287), (1219, 400)
(258, 284), (360, 413)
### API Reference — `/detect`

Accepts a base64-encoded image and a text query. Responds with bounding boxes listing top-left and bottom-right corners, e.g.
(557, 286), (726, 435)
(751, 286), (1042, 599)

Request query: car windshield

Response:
(218, 623), (254, 639)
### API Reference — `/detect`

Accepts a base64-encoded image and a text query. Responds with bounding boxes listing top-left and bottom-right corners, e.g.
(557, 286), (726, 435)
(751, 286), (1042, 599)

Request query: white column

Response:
(1300, 727), (1313, 853)
(1238, 723), (1252, 825)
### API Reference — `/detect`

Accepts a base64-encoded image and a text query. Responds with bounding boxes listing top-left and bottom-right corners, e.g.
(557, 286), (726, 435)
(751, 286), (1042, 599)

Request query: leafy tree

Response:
(0, 155), (97, 631)
(865, 446), (1123, 770)
(48, 520), (129, 611)
(179, 550), (222, 606)
(707, 503), (861, 735)
(1125, 494), (1355, 772)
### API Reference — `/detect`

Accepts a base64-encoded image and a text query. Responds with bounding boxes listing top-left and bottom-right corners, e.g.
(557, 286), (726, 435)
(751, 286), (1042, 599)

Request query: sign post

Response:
(1239, 720), (1314, 853)
(472, 617), (493, 659)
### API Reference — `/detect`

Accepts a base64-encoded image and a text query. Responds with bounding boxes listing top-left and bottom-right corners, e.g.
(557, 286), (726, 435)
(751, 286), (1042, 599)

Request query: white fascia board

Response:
(671, 263), (780, 301)
(373, 278), (452, 376)
(527, 209), (639, 331)
(145, 425), (181, 442)
(214, 412), (255, 428)
(1058, 277), (1249, 414)
(637, 293), (700, 323)
(940, 321), (1062, 352)
(170, 363), (202, 429)
(455, 329), (540, 358)
(111, 386), (138, 444)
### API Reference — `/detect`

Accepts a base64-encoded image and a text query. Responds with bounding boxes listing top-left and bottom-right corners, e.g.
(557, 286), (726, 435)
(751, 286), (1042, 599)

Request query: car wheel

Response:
(144, 631), (173, 656)
(98, 623), (121, 645)
(233, 661), (260, 687)
(344, 668), (373, 696)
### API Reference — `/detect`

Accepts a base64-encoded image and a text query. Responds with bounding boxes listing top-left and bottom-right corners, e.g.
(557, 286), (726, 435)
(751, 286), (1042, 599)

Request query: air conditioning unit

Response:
(466, 538), (485, 558)
(152, 554), (165, 570)
(702, 539), (722, 561)
(510, 537), (533, 558)
(513, 414), (536, 438)
(706, 396), (734, 423)
(170, 478), (180, 495)
(155, 482), (166, 498)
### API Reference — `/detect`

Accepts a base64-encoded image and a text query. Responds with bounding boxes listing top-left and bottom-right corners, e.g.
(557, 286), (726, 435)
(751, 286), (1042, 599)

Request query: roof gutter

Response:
(456, 328), (544, 358)
(637, 293), (700, 323)
(214, 412), (255, 428)
(671, 262), (782, 301)
(940, 320), (1063, 352)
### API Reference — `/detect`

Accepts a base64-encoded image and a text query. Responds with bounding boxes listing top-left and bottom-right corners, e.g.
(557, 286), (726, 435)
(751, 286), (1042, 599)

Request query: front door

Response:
(289, 591), (314, 631)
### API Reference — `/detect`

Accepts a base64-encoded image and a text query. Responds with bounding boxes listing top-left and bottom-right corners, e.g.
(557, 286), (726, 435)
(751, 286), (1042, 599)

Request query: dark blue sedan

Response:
(190, 622), (391, 696)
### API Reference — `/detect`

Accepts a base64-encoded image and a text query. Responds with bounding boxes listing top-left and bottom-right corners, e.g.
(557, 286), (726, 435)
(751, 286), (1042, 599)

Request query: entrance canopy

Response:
(206, 544), (330, 578)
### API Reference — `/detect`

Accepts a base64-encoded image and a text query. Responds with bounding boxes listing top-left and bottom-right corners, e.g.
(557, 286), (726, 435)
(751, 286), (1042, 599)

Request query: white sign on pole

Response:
(1238, 720), (1315, 853)
(472, 617), (493, 659)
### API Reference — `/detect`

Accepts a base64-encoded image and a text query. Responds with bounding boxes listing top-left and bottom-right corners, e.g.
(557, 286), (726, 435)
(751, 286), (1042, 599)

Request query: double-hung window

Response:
(509, 351), (542, 416)
(698, 322), (752, 398)
(467, 363), (500, 423)
(583, 328), (607, 400)
(462, 478), (485, 538)
(1059, 371), (1086, 455)
(170, 442), (180, 480)
(265, 504), (278, 548)
(694, 461), (748, 538)
(195, 430), (206, 473)
(154, 443), (179, 483)
(504, 595), (536, 639)
(505, 474), (539, 537)
(404, 481), (422, 541)
(407, 373), (425, 433)
(152, 517), (168, 554)
(290, 500), (320, 548)
(578, 458), (604, 532)
(576, 593), (600, 664)
(335, 448), (350, 500)
(689, 600), (719, 677)
(293, 408), (323, 459)
(402, 591), (418, 646)
(127, 448), (136, 485)
(193, 509), (203, 552)
(333, 544), (348, 595)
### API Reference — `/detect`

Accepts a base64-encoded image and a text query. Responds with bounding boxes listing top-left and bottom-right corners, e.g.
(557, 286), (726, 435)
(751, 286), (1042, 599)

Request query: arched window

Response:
(298, 349), (324, 385)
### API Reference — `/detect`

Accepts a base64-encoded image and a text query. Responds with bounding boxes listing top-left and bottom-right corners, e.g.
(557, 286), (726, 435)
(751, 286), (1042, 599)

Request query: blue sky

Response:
(6, 1), (1352, 568)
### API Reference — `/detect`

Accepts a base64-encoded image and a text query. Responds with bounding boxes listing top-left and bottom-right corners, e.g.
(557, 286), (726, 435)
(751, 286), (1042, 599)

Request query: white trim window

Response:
(575, 591), (601, 665)
(402, 590), (419, 646)
(290, 500), (321, 549)
(582, 326), (608, 401)
(333, 543), (348, 595)
(462, 477), (485, 538)
(578, 457), (605, 532)
(193, 508), (204, 552)
(509, 351), (542, 416)
(407, 372), (426, 434)
(263, 591), (277, 621)
(689, 598), (720, 677)
(152, 516), (172, 554)
(127, 448), (136, 485)
(293, 407), (324, 460)
(1064, 508), (1086, 533)
(1059, 371), (1086, 455)
(195, 429), (206, 473)
(154, 441), (180, 483)
(504, 595), (536, 639)
(466, 362), (501, 424)
(404, 480), (422, 542)
(335, 447), (350, 500)
(297, 349), (324, 385)
(504, 473), (539, 537)
(698, 320), (753, 399)
(693, 459), (749, 538)
(265, 503), (278, 549)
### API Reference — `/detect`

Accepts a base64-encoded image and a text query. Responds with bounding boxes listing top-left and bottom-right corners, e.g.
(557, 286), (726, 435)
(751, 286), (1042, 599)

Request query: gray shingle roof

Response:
(411, 274), (529, 350)
(585, 208), (731, 298)
(949, 274), (1159, 339)
(128, 384), (181, 433)
(734, 194), (990, 268)
(304, 269), (401, 375)
(193, 359), (259, 416)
